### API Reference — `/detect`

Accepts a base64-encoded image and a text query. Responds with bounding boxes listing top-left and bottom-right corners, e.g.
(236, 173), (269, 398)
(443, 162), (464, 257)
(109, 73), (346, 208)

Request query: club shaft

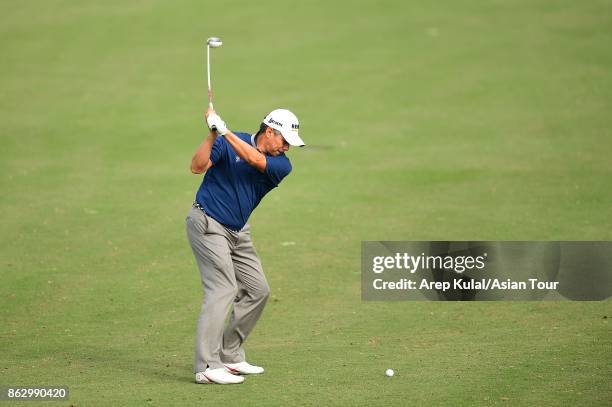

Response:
(207, 44), (213, 109)
(207, 43), (216, 130)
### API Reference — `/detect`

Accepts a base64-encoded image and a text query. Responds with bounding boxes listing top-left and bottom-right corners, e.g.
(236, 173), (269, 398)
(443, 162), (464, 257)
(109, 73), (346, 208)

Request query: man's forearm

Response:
(190, 131), (217, 174)
(223, 131), (266, 172)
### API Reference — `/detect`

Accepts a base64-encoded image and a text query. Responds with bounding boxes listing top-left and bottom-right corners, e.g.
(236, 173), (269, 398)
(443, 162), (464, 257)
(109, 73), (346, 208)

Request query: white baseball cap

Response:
(262, 109), (305, 147)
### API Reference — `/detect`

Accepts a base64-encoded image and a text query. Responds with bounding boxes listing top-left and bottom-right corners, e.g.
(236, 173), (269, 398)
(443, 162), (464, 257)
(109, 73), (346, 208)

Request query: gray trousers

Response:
(185, 206), (270, 372)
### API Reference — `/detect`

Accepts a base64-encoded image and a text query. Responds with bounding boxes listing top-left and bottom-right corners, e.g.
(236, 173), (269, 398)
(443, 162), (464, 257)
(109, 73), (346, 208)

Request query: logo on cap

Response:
(291, 124), (299, 130)
(268, 118), (283, 127)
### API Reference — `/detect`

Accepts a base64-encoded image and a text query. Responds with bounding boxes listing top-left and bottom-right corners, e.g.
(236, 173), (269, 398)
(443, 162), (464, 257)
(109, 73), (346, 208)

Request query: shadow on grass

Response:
(67, 342), (195, 385)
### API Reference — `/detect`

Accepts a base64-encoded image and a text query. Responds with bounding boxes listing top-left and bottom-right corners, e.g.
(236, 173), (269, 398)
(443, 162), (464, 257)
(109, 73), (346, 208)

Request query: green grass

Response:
(1, 0), (611, 405)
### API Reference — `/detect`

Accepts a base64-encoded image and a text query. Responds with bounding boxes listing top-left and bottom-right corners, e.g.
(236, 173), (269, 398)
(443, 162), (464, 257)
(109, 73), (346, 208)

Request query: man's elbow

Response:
(247, 154), (266, 172)
(190, 161), (204, 174)
(191, 159), (212, 174)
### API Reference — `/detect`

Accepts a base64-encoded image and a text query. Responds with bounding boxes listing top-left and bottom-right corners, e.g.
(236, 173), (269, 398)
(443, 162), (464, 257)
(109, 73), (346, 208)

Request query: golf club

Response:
(206, 37), (223, 131)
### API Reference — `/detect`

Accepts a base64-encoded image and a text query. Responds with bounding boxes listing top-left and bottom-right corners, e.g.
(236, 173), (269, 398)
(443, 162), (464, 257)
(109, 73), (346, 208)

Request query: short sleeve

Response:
(210, 136), (227, 165)
(265, 155), (292, 186)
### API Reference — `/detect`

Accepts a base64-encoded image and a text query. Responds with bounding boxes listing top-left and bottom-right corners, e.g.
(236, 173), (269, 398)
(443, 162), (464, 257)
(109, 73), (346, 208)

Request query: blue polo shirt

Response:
(195, 132), (292, 231)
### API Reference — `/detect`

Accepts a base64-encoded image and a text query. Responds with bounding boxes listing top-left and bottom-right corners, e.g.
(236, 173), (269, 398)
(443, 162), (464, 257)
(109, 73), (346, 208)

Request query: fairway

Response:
(1, 1), (611, 405)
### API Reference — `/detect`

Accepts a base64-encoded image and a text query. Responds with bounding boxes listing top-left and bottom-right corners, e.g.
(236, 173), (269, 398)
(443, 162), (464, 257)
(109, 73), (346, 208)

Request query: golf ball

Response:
(385, 369), (394, 377)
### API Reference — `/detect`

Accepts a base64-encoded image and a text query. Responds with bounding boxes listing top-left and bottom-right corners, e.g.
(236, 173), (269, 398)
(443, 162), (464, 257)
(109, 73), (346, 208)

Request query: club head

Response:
(207, 37), (223, 48)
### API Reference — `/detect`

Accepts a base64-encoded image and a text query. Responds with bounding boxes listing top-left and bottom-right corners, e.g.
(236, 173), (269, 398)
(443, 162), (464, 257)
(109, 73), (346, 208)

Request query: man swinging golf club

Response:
(186, 107), (304, 384)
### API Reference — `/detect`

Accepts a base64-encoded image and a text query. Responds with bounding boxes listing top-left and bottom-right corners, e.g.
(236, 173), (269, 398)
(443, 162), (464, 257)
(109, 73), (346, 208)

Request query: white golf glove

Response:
(207, 113), (228, 136)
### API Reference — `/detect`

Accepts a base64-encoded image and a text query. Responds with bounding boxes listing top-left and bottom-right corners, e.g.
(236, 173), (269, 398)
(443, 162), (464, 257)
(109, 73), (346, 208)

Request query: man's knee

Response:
(251, 283), (270, 302)
(204, 285), (238, 306)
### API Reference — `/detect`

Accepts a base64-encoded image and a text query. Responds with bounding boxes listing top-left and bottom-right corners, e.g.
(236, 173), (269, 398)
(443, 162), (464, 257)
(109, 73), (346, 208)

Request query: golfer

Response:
(186, 107), (304, 384)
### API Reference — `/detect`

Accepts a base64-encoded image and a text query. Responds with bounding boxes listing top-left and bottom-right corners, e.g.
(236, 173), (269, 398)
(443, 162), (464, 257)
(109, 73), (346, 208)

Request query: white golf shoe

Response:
(223, 361), (264, 375)
(195, 368), (245, 384)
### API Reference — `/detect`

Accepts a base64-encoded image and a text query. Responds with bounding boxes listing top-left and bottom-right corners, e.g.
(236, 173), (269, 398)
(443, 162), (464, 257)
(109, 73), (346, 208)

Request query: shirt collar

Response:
(250, 133), (257, 147)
